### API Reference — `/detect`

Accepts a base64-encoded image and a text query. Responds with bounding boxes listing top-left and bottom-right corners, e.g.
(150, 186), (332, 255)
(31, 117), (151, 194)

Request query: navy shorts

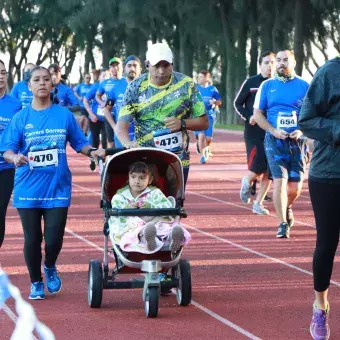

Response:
(264, 135), (307, 182)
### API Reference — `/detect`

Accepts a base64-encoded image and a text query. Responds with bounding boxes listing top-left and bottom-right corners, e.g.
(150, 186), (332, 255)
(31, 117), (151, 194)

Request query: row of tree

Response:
(0, 0), (339, 124)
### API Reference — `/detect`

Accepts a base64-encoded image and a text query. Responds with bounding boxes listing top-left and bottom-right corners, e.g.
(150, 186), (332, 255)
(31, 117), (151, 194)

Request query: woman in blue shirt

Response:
(1, 66), (105, 300)
(0, 60), (22, 248)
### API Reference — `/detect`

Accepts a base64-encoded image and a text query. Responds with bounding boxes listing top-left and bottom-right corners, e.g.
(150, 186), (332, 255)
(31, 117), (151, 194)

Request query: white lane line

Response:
(70, 183), (262, 339)
(191, 301), (262, 340)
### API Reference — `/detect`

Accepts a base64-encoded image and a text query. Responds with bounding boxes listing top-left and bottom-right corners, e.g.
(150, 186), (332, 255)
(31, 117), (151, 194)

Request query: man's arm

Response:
(95, 91), (106, 108)
(234, 79), (252, 121)
(83, 97), (97, 122)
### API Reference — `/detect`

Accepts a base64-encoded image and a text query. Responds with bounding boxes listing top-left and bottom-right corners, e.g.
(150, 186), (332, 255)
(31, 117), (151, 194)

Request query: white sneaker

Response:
(252, 201), (269, 215)
(240, 176), (251, 203)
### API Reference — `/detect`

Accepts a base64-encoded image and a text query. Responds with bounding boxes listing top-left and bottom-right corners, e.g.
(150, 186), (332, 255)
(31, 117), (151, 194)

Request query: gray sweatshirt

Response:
(299, 57), (340, 180)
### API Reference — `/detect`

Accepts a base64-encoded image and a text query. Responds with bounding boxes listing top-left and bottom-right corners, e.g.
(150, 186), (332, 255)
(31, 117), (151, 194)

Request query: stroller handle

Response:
(106, 207), (188, 218)
(105, 147), (126, 155)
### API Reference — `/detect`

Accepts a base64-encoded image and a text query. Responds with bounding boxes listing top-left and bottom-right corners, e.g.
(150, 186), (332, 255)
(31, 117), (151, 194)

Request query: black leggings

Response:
(309, 178), (340, 292)
(17, 207), (68, 282)
(0, 168), (15, 248)
(89, 120), (107, 149)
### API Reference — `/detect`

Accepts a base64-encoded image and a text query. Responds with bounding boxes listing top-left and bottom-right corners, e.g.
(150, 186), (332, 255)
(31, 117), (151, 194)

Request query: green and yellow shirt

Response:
(119, 72), (206, 167)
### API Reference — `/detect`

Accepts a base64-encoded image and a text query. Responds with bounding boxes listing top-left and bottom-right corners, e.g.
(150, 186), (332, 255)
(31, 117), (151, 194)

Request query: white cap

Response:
(146, 43), (173, 66)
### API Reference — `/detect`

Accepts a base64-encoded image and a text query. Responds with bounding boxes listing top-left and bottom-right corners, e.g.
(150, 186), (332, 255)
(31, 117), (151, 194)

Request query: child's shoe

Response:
(310, 303), (330, 340)
(144, 223), (157, 251)
(44, 265), (62, 294)
(169, 225), (185, 252)
(29, 281), (45, 300)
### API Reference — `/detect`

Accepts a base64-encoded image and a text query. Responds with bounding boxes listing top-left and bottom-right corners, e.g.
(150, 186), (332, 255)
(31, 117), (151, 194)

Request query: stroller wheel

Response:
(88, 260), (103, 308)
(175, 259), (192, 306)
(144, 286), (159, 318)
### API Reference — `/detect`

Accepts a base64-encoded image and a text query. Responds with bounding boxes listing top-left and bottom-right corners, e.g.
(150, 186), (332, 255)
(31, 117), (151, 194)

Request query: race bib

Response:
(277, 111), (297, 129)
(153, 131), (183, 152)
(28, 149), (58, 169)
(97, 107), (105, 116)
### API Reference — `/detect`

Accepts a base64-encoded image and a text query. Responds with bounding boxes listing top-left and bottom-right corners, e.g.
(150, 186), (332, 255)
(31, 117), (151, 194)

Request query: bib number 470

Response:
(33, 153), (54, 163)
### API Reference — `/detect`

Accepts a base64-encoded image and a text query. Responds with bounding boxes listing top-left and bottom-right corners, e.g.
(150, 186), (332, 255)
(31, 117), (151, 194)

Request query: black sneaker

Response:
(251, 180), (257, 196)
(196, 141), (200, 154)
(286, 207), (294, 228)
(263, 194), (272, 202)
(276, 222), (290, 238)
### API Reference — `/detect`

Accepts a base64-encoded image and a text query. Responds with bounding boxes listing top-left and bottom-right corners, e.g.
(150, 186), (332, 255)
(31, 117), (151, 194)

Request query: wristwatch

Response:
(86, 147), (97, 157)
(180, 119), (187, 131)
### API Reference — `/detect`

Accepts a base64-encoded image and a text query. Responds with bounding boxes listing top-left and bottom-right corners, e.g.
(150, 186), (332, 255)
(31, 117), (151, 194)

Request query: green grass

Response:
(215, 123), (244, 131)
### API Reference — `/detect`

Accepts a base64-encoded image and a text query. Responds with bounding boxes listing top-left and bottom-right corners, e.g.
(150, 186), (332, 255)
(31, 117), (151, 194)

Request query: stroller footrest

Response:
(104, 279), (145, 289)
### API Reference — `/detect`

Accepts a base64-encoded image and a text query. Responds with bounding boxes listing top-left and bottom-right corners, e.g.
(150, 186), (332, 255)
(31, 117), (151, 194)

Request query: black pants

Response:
(309, 178), (340, 292)
(0, 168), (15, 248)
(183, 167), (189, 190)
(89, 120), (107, 149)
(17, 207), (68, 282)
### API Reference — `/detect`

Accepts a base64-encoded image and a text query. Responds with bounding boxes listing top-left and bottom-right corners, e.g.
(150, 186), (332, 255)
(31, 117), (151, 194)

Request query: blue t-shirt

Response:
(10, 81), (33, 108)
(75, 83), (92, 107)
(0, 95), (22, 171)
(254, 76), (309, 134)
(0, 104), (88, 208)
(54, 83), (79, 107)
(107, 78), (128, 121)
(97, 78), (124, 97)
(85, 82), (104, 121)
(197, 84), (222, 113)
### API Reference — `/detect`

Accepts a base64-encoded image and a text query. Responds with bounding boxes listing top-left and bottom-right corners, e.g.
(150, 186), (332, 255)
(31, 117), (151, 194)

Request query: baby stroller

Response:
(87, 147), (192, 318)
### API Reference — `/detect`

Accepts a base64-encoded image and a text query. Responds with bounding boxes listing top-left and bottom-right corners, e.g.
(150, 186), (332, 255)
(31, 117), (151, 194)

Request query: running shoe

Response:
(29, 281), (45, 300)
(196, 141), (200, 154)
(287, 207), (294, 228)
(203, 147), (210, 161)
(276, 222), (290, 238)
(144, 223), (157, 251)
(44, 265), (62, 294)
(169, 225), (184, 252)
(207, 146), (213, 157)
(240, 176), (251, 203)
(263, 194), (272, 202)
(200, 156), (206, 164)
(252, 201), (269, 215)
(251, 180), (257, 196)
(310, 303), (330, 340)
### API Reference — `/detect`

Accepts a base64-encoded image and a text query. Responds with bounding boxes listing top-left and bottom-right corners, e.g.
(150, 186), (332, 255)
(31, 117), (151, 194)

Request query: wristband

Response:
(86, 147), (97, 157)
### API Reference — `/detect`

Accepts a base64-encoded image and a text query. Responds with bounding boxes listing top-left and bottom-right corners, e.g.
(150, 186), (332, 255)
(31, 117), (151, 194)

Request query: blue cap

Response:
(124, 55), (141, 65)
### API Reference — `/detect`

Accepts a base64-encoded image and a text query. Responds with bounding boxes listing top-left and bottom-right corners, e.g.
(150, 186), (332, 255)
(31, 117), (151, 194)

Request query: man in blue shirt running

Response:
(103, 55), (142, 148)
(254, 49), (309, 238)
(96, 57), (124, 147)
(48, 64), (80, 112)
(195, 70), (222, 164)
(74, 73), (92, 134)
(10, 63), (35, 108)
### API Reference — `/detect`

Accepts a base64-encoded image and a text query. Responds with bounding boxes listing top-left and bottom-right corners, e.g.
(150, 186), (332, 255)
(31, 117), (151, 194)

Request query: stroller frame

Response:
(87, 148), (192, 318)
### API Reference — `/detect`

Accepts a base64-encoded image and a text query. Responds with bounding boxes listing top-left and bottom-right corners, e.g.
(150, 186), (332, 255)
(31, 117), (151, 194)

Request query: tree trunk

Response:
(249, 0), (258, 76)
(293, 0), (305, 76)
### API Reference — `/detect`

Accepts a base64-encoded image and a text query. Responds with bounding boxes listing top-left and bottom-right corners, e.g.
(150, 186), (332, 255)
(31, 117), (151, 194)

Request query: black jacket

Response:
(299, 57), (340, 180)
(234, 74), (268, 139)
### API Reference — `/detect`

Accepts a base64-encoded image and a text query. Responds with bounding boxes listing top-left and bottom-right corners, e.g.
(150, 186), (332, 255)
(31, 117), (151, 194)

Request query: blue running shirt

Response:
(10, 81), (33, 108)
(107, 78), (128, 121)
(254, 76), (309, 134)
(0, 94), (22, 171)
(85, 82), (104, 121)
(0, 104), (88, 208)
(74, 83), (92, 107)
(54, 83), (79, 107)
(197, 84), (222, 113)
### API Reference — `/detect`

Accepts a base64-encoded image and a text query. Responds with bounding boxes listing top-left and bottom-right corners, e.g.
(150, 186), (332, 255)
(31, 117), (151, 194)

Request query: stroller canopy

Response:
(102, 148), (185, 202)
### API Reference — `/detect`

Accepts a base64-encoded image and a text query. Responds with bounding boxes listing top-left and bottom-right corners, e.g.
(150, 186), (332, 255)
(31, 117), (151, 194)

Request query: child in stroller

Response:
(109, 161), (191, 254)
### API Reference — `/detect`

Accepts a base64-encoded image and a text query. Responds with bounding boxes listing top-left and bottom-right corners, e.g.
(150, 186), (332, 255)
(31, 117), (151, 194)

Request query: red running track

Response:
(1, 130), (340, 340)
